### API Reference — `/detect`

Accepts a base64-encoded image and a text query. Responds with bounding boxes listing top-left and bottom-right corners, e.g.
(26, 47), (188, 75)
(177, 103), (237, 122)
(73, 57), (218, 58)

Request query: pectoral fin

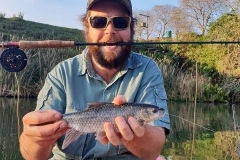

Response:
(95, 131), (106, 140)
(137, 119), (145, 127)
(147, 121), (155, 126)
(62, 129), (83, 149)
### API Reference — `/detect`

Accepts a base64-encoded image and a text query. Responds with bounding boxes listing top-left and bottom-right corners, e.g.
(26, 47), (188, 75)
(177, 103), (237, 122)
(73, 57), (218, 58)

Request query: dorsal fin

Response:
(87, 102), (110, 109)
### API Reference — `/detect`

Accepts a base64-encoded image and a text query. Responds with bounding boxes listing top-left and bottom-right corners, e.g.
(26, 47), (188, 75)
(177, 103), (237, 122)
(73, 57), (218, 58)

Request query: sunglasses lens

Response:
(112, 17), (130, 29)
(89, 16), (130, 30)
(90, 17), (108, 29)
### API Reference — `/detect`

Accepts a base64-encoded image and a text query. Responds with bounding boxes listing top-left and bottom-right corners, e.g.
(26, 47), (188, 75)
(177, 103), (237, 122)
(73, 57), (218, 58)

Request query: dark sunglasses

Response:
(88, 16), (132, 30)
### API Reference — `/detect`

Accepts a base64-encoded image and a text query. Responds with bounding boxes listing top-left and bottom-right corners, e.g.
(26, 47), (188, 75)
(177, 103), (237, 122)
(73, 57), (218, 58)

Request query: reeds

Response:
(155, 58), (211, 102)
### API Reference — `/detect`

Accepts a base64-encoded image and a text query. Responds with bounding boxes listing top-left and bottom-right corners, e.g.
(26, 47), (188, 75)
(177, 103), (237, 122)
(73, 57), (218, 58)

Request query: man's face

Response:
(85, 1), (133, 69)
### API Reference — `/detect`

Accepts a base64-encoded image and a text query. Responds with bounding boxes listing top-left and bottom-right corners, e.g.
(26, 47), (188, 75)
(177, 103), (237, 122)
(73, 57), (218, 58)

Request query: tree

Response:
(133, 10), (154, 40)
(17, 12), (24, 19)
(10, 12), (24, 20)
(170, 7), (194, 39)
(133, 10), (144, 40)
(208, 13), (240, 78)
(151, 5), (177, 38)
(179, 0), (226, 35)
(225, 0), (240, 12)
(225, 0), (240, 18)
(0, 12), (6, 18)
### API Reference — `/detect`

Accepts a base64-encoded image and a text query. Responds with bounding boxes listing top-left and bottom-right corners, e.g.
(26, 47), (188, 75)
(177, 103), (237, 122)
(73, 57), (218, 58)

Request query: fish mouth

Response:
(154, 108), (166, 119)
(158, 108), (166, 118)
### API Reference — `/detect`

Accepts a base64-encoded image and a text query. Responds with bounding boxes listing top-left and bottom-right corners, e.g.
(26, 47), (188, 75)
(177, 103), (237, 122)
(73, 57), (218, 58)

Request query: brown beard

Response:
(86, 34), (132, 70)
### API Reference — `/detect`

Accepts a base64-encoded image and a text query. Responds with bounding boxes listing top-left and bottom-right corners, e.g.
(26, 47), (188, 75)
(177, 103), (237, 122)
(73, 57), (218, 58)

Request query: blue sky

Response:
(0, 0), (178, 29)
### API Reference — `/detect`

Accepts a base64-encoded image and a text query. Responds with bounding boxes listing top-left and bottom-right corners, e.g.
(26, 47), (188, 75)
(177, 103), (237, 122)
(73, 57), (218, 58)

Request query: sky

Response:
(0, 0), (178, 30)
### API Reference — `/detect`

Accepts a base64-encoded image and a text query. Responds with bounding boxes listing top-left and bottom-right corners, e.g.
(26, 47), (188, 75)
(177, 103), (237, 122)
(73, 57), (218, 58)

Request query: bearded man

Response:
(19, 0), (170, 159)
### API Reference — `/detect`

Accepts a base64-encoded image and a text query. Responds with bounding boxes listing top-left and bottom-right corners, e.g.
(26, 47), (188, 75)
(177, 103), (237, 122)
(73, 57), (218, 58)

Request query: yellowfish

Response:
(61, 102), (166, 149)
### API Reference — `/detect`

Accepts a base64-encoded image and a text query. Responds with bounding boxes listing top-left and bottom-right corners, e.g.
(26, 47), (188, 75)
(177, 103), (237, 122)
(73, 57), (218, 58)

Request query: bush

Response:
(203, 84), (230, 103)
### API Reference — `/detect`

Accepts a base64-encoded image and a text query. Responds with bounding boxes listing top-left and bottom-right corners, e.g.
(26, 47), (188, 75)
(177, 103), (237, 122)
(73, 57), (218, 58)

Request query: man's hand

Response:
(98, 95), (145, 146)
(19, 110), (68, 160)
(98, 95), (166, 160)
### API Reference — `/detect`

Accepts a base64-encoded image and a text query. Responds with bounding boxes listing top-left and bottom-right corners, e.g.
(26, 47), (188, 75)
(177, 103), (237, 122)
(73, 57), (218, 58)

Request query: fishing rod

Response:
(0, 40), (240, 72)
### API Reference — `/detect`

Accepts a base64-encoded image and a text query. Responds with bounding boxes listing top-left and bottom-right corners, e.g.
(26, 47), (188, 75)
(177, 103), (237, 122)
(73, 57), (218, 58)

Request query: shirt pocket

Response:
(154, 85), (167, 103)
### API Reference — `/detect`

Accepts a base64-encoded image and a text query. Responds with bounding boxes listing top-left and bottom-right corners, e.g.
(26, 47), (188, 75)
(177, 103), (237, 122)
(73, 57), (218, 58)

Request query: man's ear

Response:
(84, 20), (89, 32)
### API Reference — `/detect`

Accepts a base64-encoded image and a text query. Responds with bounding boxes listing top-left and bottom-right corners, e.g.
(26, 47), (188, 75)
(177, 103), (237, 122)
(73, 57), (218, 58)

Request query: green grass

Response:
(0, 17), (84, 41)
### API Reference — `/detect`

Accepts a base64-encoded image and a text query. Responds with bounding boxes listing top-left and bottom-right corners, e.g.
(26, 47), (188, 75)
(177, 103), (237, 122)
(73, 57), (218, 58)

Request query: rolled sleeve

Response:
(36, 66), (66, 113)
(153, 85), (170, 135)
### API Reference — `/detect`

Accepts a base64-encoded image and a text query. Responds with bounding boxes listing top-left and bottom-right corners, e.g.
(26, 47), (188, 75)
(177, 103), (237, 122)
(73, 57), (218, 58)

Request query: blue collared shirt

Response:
(36, 48), (170, 160)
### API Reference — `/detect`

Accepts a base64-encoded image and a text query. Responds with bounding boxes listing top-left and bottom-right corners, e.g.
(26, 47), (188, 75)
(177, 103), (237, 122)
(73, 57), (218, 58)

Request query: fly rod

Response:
(0, 40), (240, 49)
(0, 40), (240, 72)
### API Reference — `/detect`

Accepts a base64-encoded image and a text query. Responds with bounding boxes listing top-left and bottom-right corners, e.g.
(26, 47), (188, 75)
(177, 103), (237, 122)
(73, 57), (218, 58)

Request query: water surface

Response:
(0, 98), (239, 160)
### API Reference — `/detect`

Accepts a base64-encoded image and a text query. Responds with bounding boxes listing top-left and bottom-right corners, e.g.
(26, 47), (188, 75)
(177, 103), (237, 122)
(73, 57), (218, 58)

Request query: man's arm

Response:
(122, 125), (165, 160)
(19, 110), (68, 160)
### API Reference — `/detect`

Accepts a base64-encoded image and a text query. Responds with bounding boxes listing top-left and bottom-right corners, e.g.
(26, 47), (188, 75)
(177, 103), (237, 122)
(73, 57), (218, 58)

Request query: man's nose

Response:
(104, 22), (116, 34)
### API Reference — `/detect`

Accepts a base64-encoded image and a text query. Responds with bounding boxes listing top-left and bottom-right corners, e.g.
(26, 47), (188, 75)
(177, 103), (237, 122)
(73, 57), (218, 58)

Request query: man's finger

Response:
(104, 123), (121, 146)
(113, 95), (127, 105)
(24, 120), (68, 137)
(22, 110), (62, 125)
(115, 117), (133, 141)
(128, 117), (145, 137)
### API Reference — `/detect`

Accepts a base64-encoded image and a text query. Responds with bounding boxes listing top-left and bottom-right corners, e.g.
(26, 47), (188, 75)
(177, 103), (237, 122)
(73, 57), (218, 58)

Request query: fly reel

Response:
(0, 47), (27, 72)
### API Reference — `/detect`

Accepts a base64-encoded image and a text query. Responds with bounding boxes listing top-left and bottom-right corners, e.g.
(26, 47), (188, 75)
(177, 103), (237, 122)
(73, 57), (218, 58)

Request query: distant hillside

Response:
(0, 17), (84, 42)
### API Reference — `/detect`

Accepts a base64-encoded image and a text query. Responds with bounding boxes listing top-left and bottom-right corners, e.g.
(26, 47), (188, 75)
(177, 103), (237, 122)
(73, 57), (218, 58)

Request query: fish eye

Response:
(153, 108), (158, 113)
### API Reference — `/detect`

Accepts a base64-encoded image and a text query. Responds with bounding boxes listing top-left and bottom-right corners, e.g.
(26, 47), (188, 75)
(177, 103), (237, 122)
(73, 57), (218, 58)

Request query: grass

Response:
(0, 17), (84, 41)
(156, 58), (210, 102)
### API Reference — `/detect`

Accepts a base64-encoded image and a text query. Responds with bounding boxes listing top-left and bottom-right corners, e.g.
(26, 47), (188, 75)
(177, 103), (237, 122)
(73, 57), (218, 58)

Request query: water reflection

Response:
(0, 98), (239, 160)
(162, 102), (240, 159)
(0, 98), (35, 160)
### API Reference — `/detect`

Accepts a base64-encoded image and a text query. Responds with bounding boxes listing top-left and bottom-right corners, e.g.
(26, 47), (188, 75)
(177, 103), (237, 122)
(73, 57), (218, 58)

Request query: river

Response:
(0, 98), (239, 160)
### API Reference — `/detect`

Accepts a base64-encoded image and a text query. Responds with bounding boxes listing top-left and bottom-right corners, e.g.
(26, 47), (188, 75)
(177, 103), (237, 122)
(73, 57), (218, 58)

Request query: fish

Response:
(61, 102), (166, 149)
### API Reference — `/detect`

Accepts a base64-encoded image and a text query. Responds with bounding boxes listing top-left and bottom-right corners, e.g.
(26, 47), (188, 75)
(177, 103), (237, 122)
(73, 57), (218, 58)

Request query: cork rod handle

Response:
(19, 40), (75, 49)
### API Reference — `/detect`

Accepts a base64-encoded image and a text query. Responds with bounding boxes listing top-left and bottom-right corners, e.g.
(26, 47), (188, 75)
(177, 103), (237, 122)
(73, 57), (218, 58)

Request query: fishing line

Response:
(14, 72), (21, 139)
(165, 113), (215, 132)
(163, 105), (240, 156)
(232, 104), (240, 156)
